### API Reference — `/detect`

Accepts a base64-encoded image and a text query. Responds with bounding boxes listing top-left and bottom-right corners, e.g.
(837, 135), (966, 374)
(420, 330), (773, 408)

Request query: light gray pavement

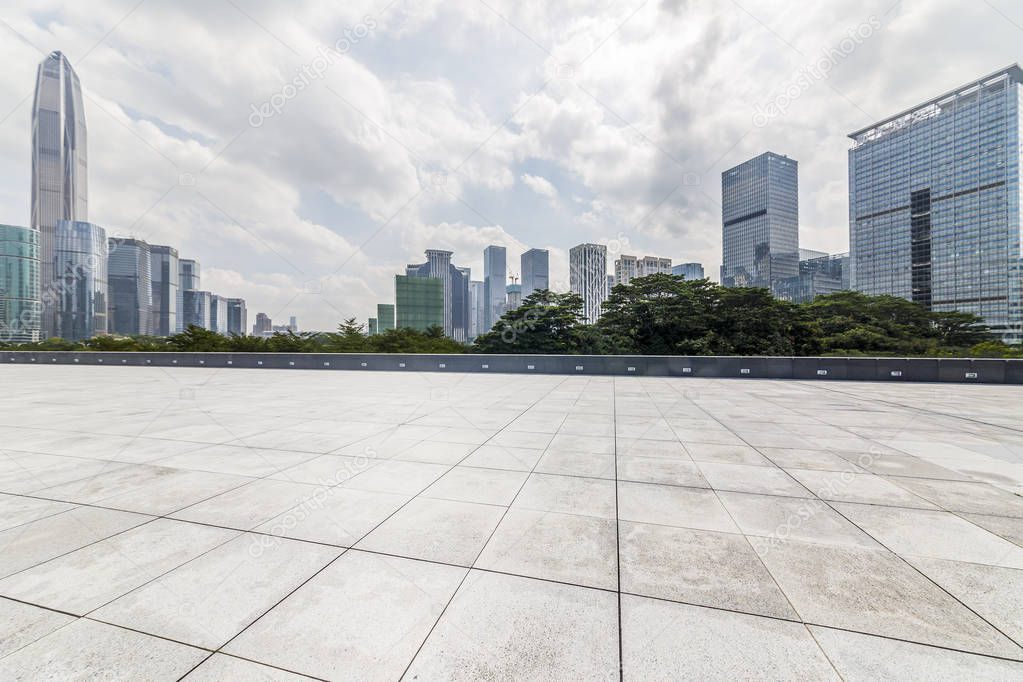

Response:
(0, 365), (1022, 680)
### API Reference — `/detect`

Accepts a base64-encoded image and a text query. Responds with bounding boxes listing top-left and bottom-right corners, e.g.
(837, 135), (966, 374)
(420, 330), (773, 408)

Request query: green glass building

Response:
(395, 275), (443, 331)
(377, 303), (395, 332)
(367, 317), (378, 335)
(0, 225), (41, 344)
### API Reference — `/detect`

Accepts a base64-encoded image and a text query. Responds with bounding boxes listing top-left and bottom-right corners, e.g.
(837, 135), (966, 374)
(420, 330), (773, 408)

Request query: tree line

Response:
(3, 275), (1020, 357)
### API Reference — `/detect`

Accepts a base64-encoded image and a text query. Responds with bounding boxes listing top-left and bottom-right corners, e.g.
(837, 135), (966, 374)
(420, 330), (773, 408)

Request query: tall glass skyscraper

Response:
(405, 250), (469, 340)
(376, 303), (395, 333)
(177, 258), (199, 332)
(108, 238), (153, 336)
(483, 245), (506, 332)
(32, 52), (88, 337)
(569, 243), (608, 324)
(395, 275), (444, 331)
(226, 298), (247, 336)
(53, 220), (106, 341)
(520, 248), (549, 299)
(849, 66), (1023, 344)
(182, 289), (212, 330)
(149, 244), (179, 337)
(209, 294), (228, 334)
(0, 225), (41, 343)
(721, 152), (799, 291)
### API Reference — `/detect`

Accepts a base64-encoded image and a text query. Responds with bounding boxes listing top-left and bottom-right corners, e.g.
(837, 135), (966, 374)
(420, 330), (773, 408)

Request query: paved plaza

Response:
(0, 365), (1022, 679)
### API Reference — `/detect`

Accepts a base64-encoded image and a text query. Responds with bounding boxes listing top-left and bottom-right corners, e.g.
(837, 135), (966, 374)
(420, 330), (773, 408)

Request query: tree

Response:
(598, 274), (717, 354)
(474, 290), (590, 354)
(324, 318), (368, 353)
(167, 325), (228, 352)
(931, 311), (991, 347)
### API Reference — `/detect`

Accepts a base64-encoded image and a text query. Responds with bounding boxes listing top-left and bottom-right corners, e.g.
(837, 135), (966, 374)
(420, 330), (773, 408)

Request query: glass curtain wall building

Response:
(53, 220), (106, 341)
(520, 248), (549, 299)
(0, 225), (41, 343)
(31, 51), (88, 338)
(182, 289), (212, 330)
(483, 245), (506, 332)
(395, 275), (444, 331)
(721, 152), (799, 291)
(149, 244), (179, 337)
(177, 258), (199, 332)
(671, 262), (705, 280)
(376, 303), (395, 333)
(108, 238), (153, 336)
(405, 250), (469, 340)
(849, 65), (1023, 344)
(226, 298), (247, 336)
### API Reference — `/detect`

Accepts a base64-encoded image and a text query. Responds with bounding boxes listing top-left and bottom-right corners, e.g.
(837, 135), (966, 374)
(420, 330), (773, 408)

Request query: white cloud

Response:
(520, 173), (558, 201)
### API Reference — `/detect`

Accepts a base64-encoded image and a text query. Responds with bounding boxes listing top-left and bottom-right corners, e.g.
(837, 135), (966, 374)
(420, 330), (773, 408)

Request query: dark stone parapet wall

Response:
(2, 351), (1022, 384)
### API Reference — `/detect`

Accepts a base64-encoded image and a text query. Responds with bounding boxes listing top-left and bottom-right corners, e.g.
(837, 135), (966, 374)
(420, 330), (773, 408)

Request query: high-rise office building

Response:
(506, 283), (522, 311)
(367, 318), (378, 335)
(149, 244), (178, 336)
(377, 303), (395, 333)
(721, 152), (799, 291)
(406, 250), (469, 340)
(616, 254), (672, 285)
(108, 238), (152, 336)
(774, 252), (849, 304)
(395, 274), (444, 331)
(209, 294), (229, 334)
(671, 262), (705, 280)
(570, 243), (608, 324)
(520, 248), (549, 299)
(849, 66), (1023, 343)
(226, 298), (247, 336)
(252, 312), (272, 336)
(177, 258), (199, 332)
(181, 289), (212, 330)
(0, 225), (41, 343)
(469, 280), (485, 339)
(53, 220), (106, 341)
(483, 245), (506, 332)
(32, 51), (88, 338)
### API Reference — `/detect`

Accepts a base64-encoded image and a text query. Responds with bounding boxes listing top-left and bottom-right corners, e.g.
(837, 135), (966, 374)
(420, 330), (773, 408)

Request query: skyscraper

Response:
(181, 290), (212, 330)
(849, 65), (1023, 343)
(209, 294), (229, 334)
(0, 225), (41, 343)
(615, 255), (637, 286)
(506, 283), (522, 311)
(32, 51), (88, 337)
(395, 275), (444, 331)
(721, 152), (799, 291)
(252, 312), (272, 336)
(108, 238), (153, 336)
(671, 262), (705, 280)
(177, 258), (199, 332)
(226, 298), (247, 336)
(570, 243), (608, 324)
(615, 254), (672, 285)
(520, 248), (549, 299)
(406, 250), (469, 340)
(483, 245), (506, 332)
(377, 303), (395, 333)
(53, 220), (106, 341)
(149, 244), (179, 336)
(469, 280), (485, 339)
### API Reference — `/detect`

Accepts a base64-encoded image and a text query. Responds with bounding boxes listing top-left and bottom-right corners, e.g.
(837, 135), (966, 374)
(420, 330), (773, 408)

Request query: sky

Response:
(1, 0), (1021, 331)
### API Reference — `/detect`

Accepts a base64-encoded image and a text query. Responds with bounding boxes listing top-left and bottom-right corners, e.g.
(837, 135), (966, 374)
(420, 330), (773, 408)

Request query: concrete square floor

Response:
(1, 365), (1022, 679)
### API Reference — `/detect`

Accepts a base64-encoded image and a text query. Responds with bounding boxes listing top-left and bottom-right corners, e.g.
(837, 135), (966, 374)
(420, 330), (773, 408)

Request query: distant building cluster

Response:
(0, 52), (247, 344)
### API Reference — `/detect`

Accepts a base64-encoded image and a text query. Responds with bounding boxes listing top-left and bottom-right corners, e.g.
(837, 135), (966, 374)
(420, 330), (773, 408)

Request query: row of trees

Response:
(3, 275), (1020, 357)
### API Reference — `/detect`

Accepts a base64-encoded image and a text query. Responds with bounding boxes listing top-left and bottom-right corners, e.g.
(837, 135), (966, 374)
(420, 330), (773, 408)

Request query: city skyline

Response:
(3, 3), (1020, 330)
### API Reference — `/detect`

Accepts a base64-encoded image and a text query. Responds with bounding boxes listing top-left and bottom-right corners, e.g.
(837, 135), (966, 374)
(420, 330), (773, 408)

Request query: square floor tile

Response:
(513, 473), (616, 519)
(475, 509), (617, 589)
(225, 551), (465, 681)
(890, 477), (1023, 518)
(0, 494), (75, 532)
(171, 479), (324, 530)
(0, 597), (74, 658)
(749, 537), (1022, 659)
(534, 450), (616, 478)
(622, 595), (837, 679)
(698, 462), (811, 497)
(404, 570), (618, 680)
(357, 497), (505, 566)
(184, 653), (316, 680)
(459, 444), (544, 471)
(0, 518), (236, 615)
(255, 487), (409, 547)
(0, 617), (206, 681)
(617, 456), (709, 487)
(684, 442), (772, 465)
(342, 460), (449, 495)
(619, 521), (795, 619)
(787, 469), (937, 508)
(718, 492), (879, 550)
(421, 466), (528, 506)
(618, 482), (738, 533)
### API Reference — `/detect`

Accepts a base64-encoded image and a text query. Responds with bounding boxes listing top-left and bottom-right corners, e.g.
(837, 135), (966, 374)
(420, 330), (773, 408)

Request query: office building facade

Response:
(395, 274), (444, 331)
(209, 294), (229, 334)
(108, 238), (152, 336)
(671, 262), (705, 280)
(252, 312), (272, 336)
(570, 243), (608, 323)
(226, 298), (247, 336)
(31, 51), (88, 337)
(182, 289), (212, 330)
(0, 225), (41, 343)
(406, 250), (469, 340)
(616, 254), (672, 285)
(483, 245), (506, 332)
(849, 66), (1023, 343)
(149, 244), (178, 336)
(469, 280), (485, 340)
(506, 283), (522, 311)
(721, 152), (799, 291)
(53, 220), (106, 341)
(177, 258), (200, 332)
(775, 252), (850, 304)
(520, 248), (549, 299)
(376, 303), (395, 333)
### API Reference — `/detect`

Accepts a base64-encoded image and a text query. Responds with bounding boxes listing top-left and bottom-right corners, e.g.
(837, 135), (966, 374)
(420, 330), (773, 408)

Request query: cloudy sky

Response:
(1, 0), (1020, 330)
